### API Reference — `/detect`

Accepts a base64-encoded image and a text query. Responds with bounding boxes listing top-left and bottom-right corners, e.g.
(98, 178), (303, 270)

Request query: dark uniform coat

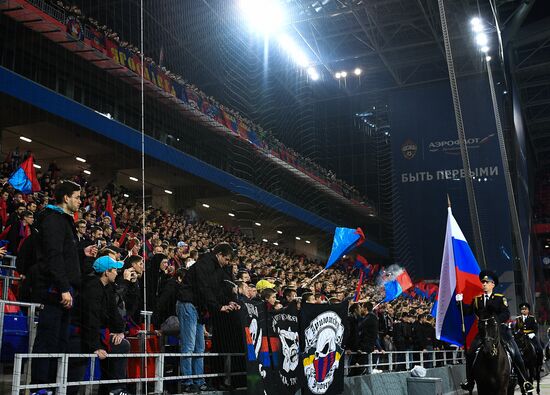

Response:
(464, 292), (510, 324)
(515, 315), (538, 335)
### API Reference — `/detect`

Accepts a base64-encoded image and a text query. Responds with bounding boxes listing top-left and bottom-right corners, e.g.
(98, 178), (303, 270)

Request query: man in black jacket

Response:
(185, 242), (240, 389)
(360, 302), (379, 354)
(31, 180), (83, 385)
(80, 255), (129, 395)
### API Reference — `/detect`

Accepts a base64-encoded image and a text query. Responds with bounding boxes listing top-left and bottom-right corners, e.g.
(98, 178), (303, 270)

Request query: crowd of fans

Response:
(37, 0), (365, 204)
(0, 153), (441, 393)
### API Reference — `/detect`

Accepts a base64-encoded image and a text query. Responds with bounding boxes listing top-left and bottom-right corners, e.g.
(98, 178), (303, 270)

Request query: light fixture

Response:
(470, 17), (482, 27)
(485, 56), (492, 61)
(76, 156), (86, 163)
(255, 222), (261, 226)
(164, 189), (173, 195)
(307, 67), (320, 81)
(262, 238), (268, 242)
(354, 68), (362, 76)
(83, 170), (91, 175)
(545, 245), (549, 248)
(480, 46), (490, 53)
(295, 236), (301, 240)
(471, 17), (483, 33)
(277, 230), (283, 234)
(335, 72), (341, 79)
(228, 213), (236, 217)
(33, 163), (41, 169)
(19, 136), (32, 143)
(305, 240), (311, 244)
(475, 33), (488, 46)
(340, 71), (347, 78)
(241, 0), (285, 36)
(202, 203), (210, 208)
(273, 242), (279, 246)
(123, 193), (129, 198)
(278, 34), (310, 67)
(129, 176), (138, 182)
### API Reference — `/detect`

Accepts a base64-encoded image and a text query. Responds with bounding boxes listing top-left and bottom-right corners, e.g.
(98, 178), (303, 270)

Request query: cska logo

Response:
(401, 139), (417, 160)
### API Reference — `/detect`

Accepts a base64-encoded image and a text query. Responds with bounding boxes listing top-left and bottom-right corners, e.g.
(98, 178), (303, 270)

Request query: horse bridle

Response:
(479, 317), (500, 357)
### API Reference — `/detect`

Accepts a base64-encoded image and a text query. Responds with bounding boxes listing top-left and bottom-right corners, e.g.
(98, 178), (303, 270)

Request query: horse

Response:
(515, 332), (541, 394)
(470, 315), (512, 395)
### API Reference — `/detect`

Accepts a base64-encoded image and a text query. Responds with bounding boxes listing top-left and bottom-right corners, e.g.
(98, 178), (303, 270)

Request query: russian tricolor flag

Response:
(434, 207), (482, 347)
(8, 156), (41, 194)
(382, 269), (413, 302)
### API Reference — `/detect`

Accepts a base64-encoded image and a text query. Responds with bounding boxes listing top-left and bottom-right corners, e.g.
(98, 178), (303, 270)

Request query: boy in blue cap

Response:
(79, 255), (130, 395)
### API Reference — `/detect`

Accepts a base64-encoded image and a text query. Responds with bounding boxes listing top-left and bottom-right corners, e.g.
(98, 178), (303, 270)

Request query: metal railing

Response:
(27, 0), (66, 23)
(344, 349), (465, 375)
(12, 351), (246, 395)
(10, 348), (465, 394)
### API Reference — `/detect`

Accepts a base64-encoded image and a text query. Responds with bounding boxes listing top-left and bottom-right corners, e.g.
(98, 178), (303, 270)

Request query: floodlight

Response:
(485, 56), (492, 61)
(335, 72), (341, 79)
(20, 136), (32, 143)
(164, 190), (173, 195)
(277, 230), (283, 234)
(475, 33), (488, 46)
(470, 17), (482, 27)
(241, 0), (285, 35)
(307, 67), (320, 81)
(228, 213), (236, 217)
(354, 68), (362, 76)
(278, 34), (310, 67)
(83, 170), (91, 175)
(480, 46), (490, 53)
(340, 71), (347, 78)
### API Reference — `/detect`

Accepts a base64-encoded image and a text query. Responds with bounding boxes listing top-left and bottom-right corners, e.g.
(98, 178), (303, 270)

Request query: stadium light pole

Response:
(483, 54), (534, 309)
(437, 0), (487, 267)
(473, 16), (533, 308)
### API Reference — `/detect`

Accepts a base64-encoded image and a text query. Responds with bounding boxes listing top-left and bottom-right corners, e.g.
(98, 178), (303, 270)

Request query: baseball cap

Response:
(93, 256), (124, 273)
(256, 279), (275, 292)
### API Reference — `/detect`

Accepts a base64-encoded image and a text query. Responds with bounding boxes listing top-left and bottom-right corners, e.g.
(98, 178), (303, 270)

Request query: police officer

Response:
(515, 303), (544, 366)
(456, 270), (534, 393)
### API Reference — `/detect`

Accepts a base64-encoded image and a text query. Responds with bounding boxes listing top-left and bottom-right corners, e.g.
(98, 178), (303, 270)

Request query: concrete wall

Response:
(341, 365), (466, 395)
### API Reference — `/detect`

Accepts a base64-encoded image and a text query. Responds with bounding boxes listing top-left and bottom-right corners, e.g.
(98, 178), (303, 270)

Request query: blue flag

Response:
(325, 227), (365, 270)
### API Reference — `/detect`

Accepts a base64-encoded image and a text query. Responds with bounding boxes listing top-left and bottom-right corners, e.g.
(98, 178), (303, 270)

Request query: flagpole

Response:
(304, 268), (326, 286)
(449, 195), (467, 339)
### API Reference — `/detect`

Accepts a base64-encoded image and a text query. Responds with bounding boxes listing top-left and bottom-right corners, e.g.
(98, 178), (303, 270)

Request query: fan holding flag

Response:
(305, 227), (365, 286)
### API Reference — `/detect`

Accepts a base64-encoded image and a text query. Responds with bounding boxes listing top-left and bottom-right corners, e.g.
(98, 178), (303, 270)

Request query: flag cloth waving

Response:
(8, 156), (41, 194)
(324, 227), (365, 270)
(433, 207), (482, 347)
(105, 194), (117, 230)
(382, 269), (413, 302)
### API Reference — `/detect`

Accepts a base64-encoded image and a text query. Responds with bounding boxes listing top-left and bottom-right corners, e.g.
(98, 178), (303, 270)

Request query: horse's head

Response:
(478, 315), (500, 357)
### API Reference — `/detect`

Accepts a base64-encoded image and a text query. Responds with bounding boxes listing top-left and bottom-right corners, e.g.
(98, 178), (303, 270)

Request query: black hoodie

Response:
(32, 205), (81, 302)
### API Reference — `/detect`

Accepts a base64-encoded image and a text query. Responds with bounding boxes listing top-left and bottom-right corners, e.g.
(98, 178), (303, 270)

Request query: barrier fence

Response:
(10, 349), (466, 395)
